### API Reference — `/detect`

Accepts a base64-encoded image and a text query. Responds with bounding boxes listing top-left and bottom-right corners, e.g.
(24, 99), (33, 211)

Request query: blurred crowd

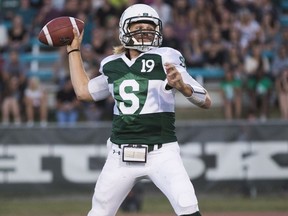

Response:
(0, 0), (288, 126)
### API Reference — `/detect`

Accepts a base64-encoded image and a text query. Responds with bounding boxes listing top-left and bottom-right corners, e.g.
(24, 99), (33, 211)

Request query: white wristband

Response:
(186, 86), (206, 106)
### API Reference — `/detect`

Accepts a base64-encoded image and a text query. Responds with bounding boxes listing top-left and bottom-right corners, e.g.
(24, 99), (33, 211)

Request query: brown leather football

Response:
(38, 16), (84, 47)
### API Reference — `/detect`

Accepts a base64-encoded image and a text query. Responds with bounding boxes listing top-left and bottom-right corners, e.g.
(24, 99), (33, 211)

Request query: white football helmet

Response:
(119, 4), (163, 52)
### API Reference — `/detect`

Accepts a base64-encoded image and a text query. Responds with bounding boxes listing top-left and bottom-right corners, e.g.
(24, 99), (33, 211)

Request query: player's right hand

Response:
(67, 28), (84, 53)
(164, 63), (192, 97)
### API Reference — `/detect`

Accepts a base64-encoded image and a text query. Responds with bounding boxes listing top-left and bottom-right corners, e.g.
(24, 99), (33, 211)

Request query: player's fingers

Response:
(164, 63), (179, 77)
(79, 29), (84, 42)
(166, 66), (178, 79)
(72, 27), (80, 38)
(68, 28), (82, 50)
(164, 63), (174, 71)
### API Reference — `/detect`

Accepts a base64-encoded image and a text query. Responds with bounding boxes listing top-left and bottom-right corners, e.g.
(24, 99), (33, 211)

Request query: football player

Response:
(66, 3), (211, 216)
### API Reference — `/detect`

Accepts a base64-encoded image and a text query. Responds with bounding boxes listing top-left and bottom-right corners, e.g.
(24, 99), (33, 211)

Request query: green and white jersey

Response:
(88, 47), (204, 145)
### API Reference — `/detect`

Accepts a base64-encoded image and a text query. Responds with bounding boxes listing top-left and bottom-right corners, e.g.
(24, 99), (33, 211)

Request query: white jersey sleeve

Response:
(160, 47), (207, 106)
(87, 55), (119, 101)
(88, 75), (110, 101)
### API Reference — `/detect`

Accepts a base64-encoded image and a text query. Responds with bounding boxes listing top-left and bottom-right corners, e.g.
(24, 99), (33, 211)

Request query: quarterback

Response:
(66, 3), (211, 216)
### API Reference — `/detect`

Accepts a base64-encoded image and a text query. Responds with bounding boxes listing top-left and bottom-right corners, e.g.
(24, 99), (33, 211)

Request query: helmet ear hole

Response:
(119, 4), (163, 52)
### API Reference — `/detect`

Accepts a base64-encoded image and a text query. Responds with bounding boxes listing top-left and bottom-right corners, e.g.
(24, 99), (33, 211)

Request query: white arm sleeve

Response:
(162, 47), (207, 106)
(88, 75), (110, 101)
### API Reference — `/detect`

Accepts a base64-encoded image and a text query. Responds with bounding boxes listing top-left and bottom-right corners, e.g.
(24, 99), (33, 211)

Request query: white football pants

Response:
(87, 139), (199, 216)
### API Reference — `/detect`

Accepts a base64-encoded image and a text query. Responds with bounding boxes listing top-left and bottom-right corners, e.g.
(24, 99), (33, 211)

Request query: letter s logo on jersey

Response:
(179, 56), (186, 68)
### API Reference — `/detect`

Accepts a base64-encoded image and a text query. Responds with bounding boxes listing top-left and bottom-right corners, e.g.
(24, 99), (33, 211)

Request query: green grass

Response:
(198, 196), (288, 212)
(0, 198), (90, 216)
(0, 194), (287, 216)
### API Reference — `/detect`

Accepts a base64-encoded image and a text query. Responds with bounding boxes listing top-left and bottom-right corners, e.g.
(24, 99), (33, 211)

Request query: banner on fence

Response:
(0, 121), (287, 194)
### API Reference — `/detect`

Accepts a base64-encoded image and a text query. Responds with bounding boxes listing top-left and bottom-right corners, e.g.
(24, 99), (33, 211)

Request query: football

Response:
(38, 16), (84, 47)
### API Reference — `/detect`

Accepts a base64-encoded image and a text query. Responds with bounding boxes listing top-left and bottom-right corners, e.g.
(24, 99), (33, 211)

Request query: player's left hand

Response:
(164, 63), (192, 97)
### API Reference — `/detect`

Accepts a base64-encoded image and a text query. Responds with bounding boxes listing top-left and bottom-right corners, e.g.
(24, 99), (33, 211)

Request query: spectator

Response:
(16, 0), (38, 31)
(7, 15), (31, 52)
(271, 47), (288, 79)
(275, 28), (288, 51)
(223, 45), (244, 83)
(79, 0), (94, 15)
(225, 27), (243, 55)
(0, 54), (4, 70)
(203, 27), (226, 67)
(93, 0), (120, 28)
(24, 77), (48, 127)
(82, 97), (114, 122)
(171, 0), (193, 43)
(56, 78), (80, 126)
(2, 49), (27, 105)
(259, 12), (280, 51)
(29, 0), (43, 8)
(103, 14), (121, 48)
(0, 55), (5, 109)
(80, 48), (114, 122)
(244, 44), (272, 120)
(150, 0), (172, 26)
(161, 22), (181, 50)
(275, 67), (288, 120)
(33, 0), (62, 36)
(108, 0), (128, 11)
(232, 0), (258, 15)
(53, 47), (70, 87)
(234, 9), (261, 51)
(1, 76), (22, 125)
(81, 44), (98, 78)
(171, 15), (192, 50)
(61, 0), (79, 17)
(222, 45), (244, 119)
(77, 0), (95, 45)
(255, 69), (273, 121)
(253, 0), (279, 23)
(0, 0), (20, 21)
(189, 0), (214, 30)
(220, 69), (242, 120)
(182, 29), (205, 67)
(0, 19), (9, 53)
(122, 0), (139, 8)
(51, 0), (65, 10)
(91, 28), (111, 64)
(216, 7), (236, 42)
(76, 11), (95, 45)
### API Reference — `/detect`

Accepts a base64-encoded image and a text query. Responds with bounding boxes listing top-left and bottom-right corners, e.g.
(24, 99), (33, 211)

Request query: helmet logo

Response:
(143, 13), (149, 16)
